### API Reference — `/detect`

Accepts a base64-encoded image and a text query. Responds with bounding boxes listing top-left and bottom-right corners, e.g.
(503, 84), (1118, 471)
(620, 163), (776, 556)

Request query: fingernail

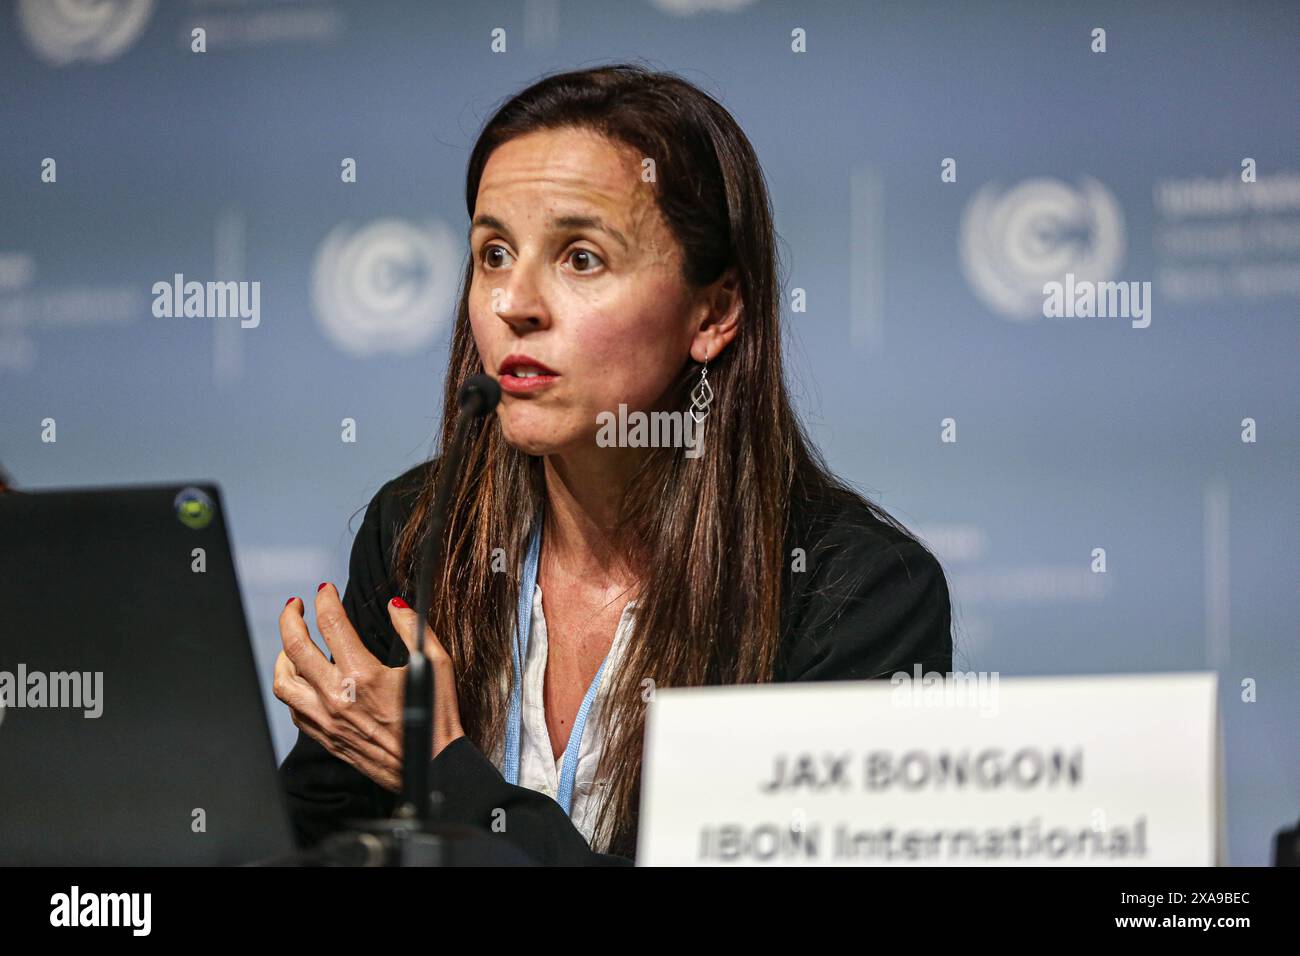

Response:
(317, 582), (328, 592)
(391, 596), (409, 609)
(285, 597), (296, 607)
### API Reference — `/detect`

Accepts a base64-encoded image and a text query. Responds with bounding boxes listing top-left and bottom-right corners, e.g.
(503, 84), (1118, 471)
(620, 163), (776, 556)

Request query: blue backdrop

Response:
(1, 0), (1296, 865)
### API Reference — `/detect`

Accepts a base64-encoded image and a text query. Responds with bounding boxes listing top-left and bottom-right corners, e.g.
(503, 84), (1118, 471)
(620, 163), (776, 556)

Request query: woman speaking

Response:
(274, 63), (953, 865)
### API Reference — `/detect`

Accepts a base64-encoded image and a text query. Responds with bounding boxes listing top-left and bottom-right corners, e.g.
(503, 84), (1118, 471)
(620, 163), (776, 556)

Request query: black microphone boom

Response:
(399, 374), (501, 823)
(457, 373), (502, 418)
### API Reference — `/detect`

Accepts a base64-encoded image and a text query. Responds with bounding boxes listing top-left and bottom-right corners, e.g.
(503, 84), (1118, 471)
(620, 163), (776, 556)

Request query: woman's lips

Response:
(498, 355), (559, 395)
(499, 370), (560, 395)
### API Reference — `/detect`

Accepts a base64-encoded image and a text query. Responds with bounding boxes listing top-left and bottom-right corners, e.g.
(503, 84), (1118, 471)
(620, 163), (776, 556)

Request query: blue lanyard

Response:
(503, 511), (612, 816)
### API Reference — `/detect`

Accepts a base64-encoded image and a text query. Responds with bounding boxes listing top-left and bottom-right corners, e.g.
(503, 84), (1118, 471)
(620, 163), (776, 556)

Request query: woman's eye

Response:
(567, 248), (604, 272)
(481, 244), (513, 269)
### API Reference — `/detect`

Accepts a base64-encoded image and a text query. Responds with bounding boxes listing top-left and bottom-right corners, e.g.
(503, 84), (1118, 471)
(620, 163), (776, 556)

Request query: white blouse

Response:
(487, 581), (638, 853)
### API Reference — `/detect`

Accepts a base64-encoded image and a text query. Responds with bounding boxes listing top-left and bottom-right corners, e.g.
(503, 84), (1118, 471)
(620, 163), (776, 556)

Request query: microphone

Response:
(267, 373), (533, 864)
(398, 373), (501, 824)
(457, 373), (502, 418)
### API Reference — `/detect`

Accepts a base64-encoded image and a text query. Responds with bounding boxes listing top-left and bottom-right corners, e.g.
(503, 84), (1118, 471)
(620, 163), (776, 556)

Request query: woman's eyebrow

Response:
(469, 213), (629, 250)
(550, 215), (630, 250)
(469, 214), (509, 243)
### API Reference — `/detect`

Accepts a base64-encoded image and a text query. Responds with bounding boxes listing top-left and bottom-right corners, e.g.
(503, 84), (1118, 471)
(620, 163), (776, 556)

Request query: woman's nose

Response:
(490, 261), (550, 330)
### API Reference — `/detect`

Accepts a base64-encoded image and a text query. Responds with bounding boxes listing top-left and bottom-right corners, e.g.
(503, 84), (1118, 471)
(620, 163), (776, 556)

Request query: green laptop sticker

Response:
(174, 487), (214, 530)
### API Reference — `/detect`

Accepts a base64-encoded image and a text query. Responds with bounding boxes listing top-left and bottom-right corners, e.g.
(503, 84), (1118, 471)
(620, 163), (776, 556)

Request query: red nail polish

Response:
(317, 582), (328, 592)
(391, 596), (409, 609)
(285, 597), (296, 607)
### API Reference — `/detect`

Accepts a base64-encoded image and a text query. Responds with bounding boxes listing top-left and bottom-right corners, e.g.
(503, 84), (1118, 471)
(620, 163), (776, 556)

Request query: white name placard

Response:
(637, 672), (1221, 866)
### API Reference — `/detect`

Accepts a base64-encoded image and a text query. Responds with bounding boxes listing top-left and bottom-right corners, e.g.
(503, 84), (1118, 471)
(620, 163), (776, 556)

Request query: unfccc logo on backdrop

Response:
(310, 219), (458, 358)
(959, 177), (1126, 321)
(17, 0), (155, 67)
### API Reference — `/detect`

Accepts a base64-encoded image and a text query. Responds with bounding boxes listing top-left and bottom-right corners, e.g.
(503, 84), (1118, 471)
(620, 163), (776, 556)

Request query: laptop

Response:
(0, 482), (296, 865)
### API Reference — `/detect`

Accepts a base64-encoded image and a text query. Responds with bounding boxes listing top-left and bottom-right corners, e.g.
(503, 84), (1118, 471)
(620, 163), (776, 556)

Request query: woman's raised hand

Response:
(273, 584), (465, 792)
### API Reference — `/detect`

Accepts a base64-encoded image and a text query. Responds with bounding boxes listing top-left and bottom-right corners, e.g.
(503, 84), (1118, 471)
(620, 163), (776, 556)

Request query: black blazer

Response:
(277, 461), (953, 865)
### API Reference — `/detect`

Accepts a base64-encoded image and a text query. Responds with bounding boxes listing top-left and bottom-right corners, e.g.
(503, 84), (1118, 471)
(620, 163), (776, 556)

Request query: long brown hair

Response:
(393, 62), (922, 856)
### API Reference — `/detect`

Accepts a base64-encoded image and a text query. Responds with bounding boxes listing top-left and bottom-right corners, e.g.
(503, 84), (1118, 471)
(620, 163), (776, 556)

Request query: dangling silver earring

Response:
(689, 349), (714, 423)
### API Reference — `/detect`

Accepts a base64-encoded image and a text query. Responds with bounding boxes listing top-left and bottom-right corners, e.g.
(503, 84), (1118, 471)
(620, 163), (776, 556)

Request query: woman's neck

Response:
(541, 447), (644, 587)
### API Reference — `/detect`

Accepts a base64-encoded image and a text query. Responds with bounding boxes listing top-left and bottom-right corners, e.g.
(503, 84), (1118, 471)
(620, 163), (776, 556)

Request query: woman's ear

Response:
(690, 267), (742, 362)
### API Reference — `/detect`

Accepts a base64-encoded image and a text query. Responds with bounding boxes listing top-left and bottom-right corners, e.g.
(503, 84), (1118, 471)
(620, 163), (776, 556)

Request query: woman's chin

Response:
(501, 425), (603, 459)
(499, 425), (563, 458)
(498, 407), (602, 458)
